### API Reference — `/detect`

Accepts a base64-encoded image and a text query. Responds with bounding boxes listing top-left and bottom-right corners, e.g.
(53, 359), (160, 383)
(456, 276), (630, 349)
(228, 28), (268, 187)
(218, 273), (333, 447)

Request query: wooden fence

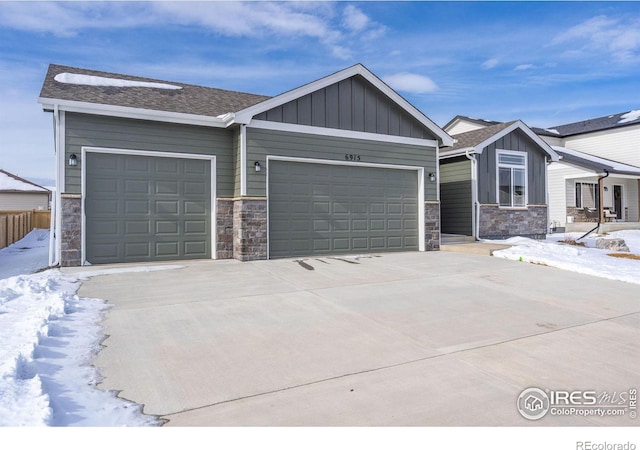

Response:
(0, 210), (51, 250)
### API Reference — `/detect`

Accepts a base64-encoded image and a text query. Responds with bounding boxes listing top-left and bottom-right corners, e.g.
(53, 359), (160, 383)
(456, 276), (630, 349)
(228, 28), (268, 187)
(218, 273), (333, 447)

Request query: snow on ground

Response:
(0, 229), (50, 280)
(490, 230), (640, 285)
(1, 229), (639, 427)
(0, 230), (182, 426)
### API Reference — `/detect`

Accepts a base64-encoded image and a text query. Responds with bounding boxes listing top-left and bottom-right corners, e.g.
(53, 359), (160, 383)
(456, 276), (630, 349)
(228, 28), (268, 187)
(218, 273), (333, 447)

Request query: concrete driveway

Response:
(69, 252), (640, 426)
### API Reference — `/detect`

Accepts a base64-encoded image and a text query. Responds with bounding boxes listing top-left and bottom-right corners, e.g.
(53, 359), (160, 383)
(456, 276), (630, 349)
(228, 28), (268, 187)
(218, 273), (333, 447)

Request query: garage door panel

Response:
(156, 181), (179, 195)
(86, 153), (211, 264)
(125, 200), (150, 214)
(90, 220), (119, 236)
(268, 160), (419, 258)
(125, 221), (150, 234)
(156, 221), (179, 234)
(125, 242), (151, 258)
(155, 242), (178, 257)
(125, 157), (151, 173)
(125, 179), (150, 195)
(184, 201), (206, 215)
(156, 200), (178, 214)
(184, 181), (206, 195)
(184, 241), (207, 256)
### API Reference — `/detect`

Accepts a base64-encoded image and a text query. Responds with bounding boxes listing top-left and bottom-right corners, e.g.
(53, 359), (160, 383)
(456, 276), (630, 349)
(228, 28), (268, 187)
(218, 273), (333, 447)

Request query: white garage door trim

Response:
(81, 146), (217, 265)
(266, 155), (425, 258)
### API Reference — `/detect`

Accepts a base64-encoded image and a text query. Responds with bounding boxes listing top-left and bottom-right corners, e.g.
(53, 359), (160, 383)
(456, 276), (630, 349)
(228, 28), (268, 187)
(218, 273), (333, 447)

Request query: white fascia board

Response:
(438, 147), (475, 159)
(249, 120), (439, 148)
(38, 97), (229, 128)
(234, 64), (453, 146)
(474, 121), (560, 161)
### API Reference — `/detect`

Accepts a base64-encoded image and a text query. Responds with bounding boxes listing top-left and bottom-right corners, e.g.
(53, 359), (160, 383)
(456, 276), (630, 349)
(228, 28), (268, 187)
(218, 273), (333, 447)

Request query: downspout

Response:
(577, 169), (609, 240)
(465, 148), (479, 240)
(49, 105), (61, 266)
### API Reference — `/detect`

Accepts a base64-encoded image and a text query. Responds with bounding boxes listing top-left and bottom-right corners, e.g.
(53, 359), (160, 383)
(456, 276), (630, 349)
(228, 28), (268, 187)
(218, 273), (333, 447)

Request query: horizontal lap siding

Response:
(64, 113), (234, 196)
(246, 128), (436, 199)
(440, 158), (472, 235)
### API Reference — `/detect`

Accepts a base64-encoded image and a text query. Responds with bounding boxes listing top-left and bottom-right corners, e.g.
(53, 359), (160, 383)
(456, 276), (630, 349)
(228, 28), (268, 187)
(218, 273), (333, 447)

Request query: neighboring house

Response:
(439, 120), (559, 240)
(39, 64), (452, 266)
(534, 111), (640, 231)
(0, 169), (51, 211)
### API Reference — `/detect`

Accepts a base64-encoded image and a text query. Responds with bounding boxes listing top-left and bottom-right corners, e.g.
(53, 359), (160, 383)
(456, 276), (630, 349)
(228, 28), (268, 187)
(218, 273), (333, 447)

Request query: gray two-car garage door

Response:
(85, 152), (211, 264)
(269, 160), (419, 258)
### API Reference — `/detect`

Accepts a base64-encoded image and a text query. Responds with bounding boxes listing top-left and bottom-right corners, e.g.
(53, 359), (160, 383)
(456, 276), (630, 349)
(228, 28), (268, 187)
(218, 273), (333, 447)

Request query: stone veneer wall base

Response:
(479, 204), (548, 240)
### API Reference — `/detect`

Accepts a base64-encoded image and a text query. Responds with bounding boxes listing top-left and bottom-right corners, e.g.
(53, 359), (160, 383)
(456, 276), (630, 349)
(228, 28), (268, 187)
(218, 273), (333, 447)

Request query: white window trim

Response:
(81, 146), (217, 265)
(265, 155), (425, 257)
(575, 181), (598, 209)
(496, 149), (528, 209)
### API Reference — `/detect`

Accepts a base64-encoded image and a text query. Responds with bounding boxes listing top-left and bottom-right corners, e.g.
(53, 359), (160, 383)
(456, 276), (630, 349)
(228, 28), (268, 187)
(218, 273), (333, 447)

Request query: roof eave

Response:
(474, 120), (560, 161)
(38, 97), (230, 128)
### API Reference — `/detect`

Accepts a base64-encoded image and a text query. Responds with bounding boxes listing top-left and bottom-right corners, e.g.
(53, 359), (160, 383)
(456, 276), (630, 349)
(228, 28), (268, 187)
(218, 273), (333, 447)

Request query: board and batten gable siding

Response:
(246, 127), (437, 199)
(439, 157), (472, 235)
(64, 113), (235, 196)
(253, 75), (438, 140)
(476, 129), (547, 205)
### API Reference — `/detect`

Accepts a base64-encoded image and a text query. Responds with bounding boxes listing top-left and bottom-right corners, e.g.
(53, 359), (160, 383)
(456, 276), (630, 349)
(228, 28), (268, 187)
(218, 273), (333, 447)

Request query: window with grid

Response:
(497, 151), (527, 207)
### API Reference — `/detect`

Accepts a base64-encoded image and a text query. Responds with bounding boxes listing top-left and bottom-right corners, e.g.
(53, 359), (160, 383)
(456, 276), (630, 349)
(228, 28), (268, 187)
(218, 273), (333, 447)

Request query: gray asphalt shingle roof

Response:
(444, 121), (517, 150)
(533, 109), (640, 137)
(39, 64), (271, 117)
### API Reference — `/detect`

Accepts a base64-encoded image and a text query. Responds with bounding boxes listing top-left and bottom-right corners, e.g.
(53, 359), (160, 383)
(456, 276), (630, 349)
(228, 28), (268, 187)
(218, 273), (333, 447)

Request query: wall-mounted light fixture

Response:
(68, 154), (78, 167)
(254, 161), (262, 172)
(428, 172), (436, 182)
(604, 186), (609, 192)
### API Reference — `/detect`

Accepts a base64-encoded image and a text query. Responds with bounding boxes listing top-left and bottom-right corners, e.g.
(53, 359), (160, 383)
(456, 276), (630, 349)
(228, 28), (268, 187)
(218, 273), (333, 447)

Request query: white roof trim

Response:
(234, 64), (453, 146)
(249, 120), (439, 148)
(38, 97), (229, 128)
(439, 147), (475, 159)
(474, 121), (560, 161)
(552, 145), (640, 175)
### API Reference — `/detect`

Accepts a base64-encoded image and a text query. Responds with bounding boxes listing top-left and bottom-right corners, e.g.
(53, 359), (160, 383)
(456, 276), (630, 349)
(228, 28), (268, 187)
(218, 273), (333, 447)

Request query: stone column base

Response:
(233, 198), (267, 261)
(425, 201), (440, 251)
(60, 195), (82, 267)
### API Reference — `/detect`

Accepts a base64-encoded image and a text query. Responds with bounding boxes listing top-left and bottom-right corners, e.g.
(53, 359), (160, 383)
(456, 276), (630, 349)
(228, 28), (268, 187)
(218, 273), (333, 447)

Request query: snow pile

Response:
(618, 110), (640, 124)
(0, 171), (47, 192)
(54, 73), (182, 90)
(491, 230), (640, 285)
(0, 270), (162, 426)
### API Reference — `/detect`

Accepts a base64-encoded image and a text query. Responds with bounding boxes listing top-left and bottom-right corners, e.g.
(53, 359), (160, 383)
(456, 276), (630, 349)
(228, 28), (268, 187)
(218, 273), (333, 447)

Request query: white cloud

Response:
(551, 15), (640, 63)
(481, 58), (499, 69)
(343, 5), (369, 31)
(514, 64), (535, 71)
(383, 72), (438, 94)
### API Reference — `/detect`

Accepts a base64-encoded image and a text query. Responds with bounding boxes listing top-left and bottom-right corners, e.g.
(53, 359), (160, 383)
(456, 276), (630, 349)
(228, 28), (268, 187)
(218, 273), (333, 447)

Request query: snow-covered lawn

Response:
(1, 229), (639, 426)
(0, 230), (172, 426)
(489, 230), (640, 285)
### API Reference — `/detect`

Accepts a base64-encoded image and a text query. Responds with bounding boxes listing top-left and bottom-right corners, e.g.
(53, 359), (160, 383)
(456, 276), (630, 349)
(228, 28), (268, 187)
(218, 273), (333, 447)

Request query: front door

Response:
(613, 185), (623, 220)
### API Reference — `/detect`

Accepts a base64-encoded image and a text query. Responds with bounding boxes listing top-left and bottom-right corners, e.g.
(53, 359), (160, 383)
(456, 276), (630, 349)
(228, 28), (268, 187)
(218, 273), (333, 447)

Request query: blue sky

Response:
(1, 1), (640, 184)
